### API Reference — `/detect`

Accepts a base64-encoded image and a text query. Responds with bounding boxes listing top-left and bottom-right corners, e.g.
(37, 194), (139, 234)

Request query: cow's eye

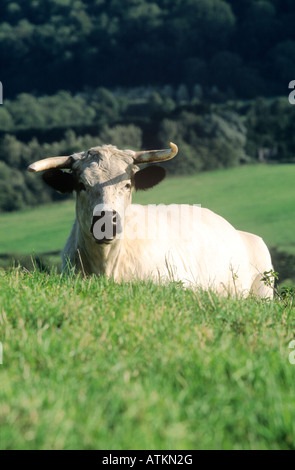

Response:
(125, 183), (131, 190)
(78, 182), (86, 191)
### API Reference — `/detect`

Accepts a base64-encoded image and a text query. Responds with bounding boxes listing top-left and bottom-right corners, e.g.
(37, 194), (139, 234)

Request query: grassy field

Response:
(1, 163), (295, 450)
(0, 268), (295, 450)
(0, 164), (295, 257)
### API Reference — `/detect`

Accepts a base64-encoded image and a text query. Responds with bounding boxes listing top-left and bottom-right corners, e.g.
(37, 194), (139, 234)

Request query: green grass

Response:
(0, 164), (294, 257)
(1, 268), (295, 450)
(0, 200), (75, 254)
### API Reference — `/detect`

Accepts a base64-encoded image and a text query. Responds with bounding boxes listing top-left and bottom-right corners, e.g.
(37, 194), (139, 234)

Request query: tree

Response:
(0, 108), (14, 131)
(99, 124), (142, 149)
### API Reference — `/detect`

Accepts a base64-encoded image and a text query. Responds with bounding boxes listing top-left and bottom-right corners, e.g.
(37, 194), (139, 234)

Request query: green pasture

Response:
(0, 269), (295, 450)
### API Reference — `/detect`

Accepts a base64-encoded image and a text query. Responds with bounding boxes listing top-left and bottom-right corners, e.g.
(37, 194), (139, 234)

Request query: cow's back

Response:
(120, 205), (253, 294)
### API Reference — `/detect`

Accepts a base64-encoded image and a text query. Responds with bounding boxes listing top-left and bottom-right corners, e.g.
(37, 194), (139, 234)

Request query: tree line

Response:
(0, 0), (294, 99)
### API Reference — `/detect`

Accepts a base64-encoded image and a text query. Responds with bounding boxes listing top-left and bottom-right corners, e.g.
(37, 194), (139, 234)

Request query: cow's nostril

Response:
(91, 210), (120, 242)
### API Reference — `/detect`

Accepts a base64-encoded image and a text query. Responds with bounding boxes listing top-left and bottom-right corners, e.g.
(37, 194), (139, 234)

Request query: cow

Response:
(28, 143), (274, 297)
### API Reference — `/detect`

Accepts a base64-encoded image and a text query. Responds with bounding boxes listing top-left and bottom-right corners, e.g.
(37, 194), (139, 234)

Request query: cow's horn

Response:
(28, 156), (73, 173)
(134, 142), (178, 164)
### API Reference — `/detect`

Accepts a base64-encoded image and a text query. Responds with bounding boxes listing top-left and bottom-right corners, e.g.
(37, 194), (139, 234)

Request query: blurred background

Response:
(0, 0), (295, 286)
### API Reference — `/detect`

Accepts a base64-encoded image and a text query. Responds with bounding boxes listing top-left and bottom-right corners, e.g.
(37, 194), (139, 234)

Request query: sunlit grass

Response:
(0, 268), (295, 449)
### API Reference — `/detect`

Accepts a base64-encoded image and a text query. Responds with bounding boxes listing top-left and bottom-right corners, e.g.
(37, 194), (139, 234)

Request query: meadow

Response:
(1, 164), (295, 450)
(1, 270), (295, 450)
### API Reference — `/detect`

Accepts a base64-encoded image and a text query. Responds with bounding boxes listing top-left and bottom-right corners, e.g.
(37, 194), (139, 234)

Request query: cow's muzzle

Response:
(90, 210), (121, 244)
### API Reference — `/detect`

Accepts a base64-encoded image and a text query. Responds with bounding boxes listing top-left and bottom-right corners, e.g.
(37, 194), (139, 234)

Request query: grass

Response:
(0, 164), (295, 257)
(0, 200), (75, 255)
(0, 268), (295, 450)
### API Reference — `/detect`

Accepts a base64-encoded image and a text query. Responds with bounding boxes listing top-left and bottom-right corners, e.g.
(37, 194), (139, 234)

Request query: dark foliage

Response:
(0, 0), (294, 99)
(271, 247), (295, 286)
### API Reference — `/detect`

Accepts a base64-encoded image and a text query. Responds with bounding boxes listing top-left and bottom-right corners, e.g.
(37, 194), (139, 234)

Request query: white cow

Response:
(28, 143), (274, 297)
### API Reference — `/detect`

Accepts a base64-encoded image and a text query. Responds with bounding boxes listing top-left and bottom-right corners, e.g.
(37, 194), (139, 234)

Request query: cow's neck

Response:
(77, 227), (123, 278)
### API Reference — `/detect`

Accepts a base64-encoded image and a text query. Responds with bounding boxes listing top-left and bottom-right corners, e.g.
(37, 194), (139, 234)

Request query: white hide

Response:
(63, 202), (274, 298)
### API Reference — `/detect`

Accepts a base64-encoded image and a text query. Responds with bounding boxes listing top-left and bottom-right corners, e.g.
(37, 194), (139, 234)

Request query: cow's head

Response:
(28, 143), (178, 244)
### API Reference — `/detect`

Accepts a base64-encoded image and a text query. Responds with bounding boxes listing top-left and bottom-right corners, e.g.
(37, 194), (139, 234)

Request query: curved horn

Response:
(134, 142), (178, 164)
(28, 156), (73, 173)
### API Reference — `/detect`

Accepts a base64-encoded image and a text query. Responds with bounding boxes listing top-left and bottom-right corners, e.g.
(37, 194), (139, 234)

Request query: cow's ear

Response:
(42, 169), (75, 193)
(133, 166), (166, 191)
